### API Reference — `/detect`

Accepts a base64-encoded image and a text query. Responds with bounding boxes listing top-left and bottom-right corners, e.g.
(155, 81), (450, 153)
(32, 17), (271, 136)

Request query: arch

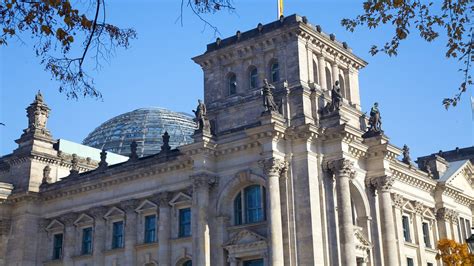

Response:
(349, 181), (370, 221)
(234, 184), (266, 225)
(269, 59), (280, 82)
(248, 66), (258, 89)
(313, 59), (319, 84)
(216, 170), (266, 217)
(175, 257), (192, 266)
(325, 67), (332, 90)
(338, 74), (345, 98)
(227, 72), (237, 95)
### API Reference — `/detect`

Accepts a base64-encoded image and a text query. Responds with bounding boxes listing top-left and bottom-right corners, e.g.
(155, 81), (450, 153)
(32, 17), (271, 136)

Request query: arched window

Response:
(270, 61), (280, 82)
(182, 260), (192, 266)
(234, 185), (266, 225)
(339, 74), (346, 98)
(228, 73), (237, 95)
(249, 67), (258, 89)
(325, 67), (332, 90)
(313, 59), (319, 84)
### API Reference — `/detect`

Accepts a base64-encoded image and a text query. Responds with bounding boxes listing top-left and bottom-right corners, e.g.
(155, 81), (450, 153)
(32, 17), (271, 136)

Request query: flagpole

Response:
(278, 0), (284, 18)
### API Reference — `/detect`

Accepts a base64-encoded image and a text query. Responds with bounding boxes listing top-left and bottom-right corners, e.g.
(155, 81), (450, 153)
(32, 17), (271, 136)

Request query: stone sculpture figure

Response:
(161, 131), (171, 153)
(261, 79), (278, 113)
(42, 165), (51, 184)
(402, 144), (412, 164)
(331, 81), (343, 111)
(368, 102), (382, 132)
(192, 99), (210, 132)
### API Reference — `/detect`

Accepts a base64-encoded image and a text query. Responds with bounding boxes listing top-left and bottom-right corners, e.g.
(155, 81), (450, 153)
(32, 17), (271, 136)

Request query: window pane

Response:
(402, 216), (411, 242)
(144, 215), (156, 243)
(179, 208), (191, 237)
(228, 74), (237, 95)
(183, 260), (192, 266)
(271, 63), (280, 82)
(234, 192), (242, 225)
(112, 221), (124, 249)
(245, 185), (264, 223)
(243, 259), (264, 266)
(81, 228), (92, 255)
(313, 60), (318, 84)
(250, 68), (258, 89)
(422, 222), (431, 248)
(407, 258), (414, 266)
(53, 233), (63, 260)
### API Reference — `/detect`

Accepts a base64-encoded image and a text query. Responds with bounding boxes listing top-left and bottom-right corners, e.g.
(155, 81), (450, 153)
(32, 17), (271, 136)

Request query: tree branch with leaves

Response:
(342, 0), (473, 109)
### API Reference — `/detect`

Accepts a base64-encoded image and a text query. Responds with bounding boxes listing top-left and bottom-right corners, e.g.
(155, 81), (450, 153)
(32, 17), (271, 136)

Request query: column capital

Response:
(120, 199), (140, 212)
(191, 173), (218, 190)
(155, 191), (172, 207)
(327, 158), (355, 178)
(89, 206), (108, 219)
(391, 193), (405, 209)
(258, 157), (288, 177)
(60, 212), (77, 226)
(227, 256), (238, 263)
(371, 176), (394, 192)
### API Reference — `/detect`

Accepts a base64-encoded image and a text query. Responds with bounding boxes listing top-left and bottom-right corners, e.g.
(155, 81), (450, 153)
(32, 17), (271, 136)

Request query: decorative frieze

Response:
(412, 201), (425, 215)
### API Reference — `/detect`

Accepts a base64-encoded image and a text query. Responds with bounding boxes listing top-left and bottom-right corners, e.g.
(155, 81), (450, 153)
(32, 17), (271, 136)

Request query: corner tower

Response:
(193, 14), (367, 134)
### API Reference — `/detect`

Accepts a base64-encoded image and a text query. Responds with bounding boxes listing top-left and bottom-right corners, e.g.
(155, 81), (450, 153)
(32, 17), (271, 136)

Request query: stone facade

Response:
(0, 14), (473, 266)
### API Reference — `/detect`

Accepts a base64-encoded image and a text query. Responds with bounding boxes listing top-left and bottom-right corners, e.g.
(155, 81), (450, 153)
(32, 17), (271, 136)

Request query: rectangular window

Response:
(81, 227), (92, 255)
(460, 217), (466, 242)
(243, 259), (264, 266)
(52, 233), (63, 260)
(422, 222), (431, 248)
(112, 221), (124, 249)
(465, 219), (471, 241)
(427, 263), (434, 266)
(402, 216), (411, 242)
(144, 215), (156, 243)
(179, 208), (191, 237)
(407, 258), (414, 266)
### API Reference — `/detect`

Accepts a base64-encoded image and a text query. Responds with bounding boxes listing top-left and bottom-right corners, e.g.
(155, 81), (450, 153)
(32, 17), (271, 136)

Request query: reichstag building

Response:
(0, 15), (473, 266)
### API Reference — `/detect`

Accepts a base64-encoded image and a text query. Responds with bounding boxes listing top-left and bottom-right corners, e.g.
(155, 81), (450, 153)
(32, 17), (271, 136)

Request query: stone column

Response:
(317, 55), (327, 90)
(436, 207), (456, 240)
(61, 213), (77, 265)
(121, 199), (139, 266)
(372, 176), (398, 266)
(90, 206), (107, 266)
(259, 158), (287, 266)
(329, 158), (356, 266)
(157, 192), (172, 266)
(413, 201), (427, 266)
(331, 62), (339, 86)
(191, 174), (216, 266)
(392, 193), (406, 264)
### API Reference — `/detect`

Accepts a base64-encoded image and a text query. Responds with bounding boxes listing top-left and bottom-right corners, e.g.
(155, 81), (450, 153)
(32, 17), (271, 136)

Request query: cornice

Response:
(390, 166), (437, 193)
(437, 183), (474, 207)
(40, 158), (192, 201)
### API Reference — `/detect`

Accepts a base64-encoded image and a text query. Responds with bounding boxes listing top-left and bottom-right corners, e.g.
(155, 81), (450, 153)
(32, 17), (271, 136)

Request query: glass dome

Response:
(83, 107), (196, 157)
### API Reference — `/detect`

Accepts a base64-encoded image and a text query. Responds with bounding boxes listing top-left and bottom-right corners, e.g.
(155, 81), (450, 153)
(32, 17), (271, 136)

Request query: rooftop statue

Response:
(192, 99), (210, 134)
(321, 81), (342, 115)
(362, 102), (383, 138)
(402, 144), (412, 165)
(261, 79), (279, 113)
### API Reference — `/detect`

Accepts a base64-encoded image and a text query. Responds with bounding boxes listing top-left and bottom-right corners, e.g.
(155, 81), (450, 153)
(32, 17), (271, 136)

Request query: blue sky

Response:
(0, 0), (472, 158)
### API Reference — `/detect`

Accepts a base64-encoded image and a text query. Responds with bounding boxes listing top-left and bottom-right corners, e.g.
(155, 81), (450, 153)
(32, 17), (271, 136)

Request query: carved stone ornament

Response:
(370, 176), (394, 192)
(391, 193), (405, 209)
(258, 157), (288, 178)
(98, 149), (108, 169)
(156, 192), (172, 207)
(412, 201), (425, 215)
(60, 213), (77, 226)
(160, 131), (171, 153)
(402, 144), (412, 165)
(120, 199), (140, 212)
(436, 208), (459, 223)
(42, 165), (52, 184)
(70, 154), (79, 175)
(129, 141), (139, 160)
(328, 158), (355, 178)
(192, 174), (218, 190)
(88, 206), (108, 219)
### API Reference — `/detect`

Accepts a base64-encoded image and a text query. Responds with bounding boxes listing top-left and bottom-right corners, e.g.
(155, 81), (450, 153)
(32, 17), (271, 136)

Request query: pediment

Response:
(45, 219), (64, 232)
(402, 201), (415, 213)
(224, 229), (266, 247)
(169, 192), (192, 206)
(74, 213), (94, 226)
(104, 206), (125, 220)
(423, 208), (436, 220)
(135, 199), (158, 212)
(354, 228), (371, 250)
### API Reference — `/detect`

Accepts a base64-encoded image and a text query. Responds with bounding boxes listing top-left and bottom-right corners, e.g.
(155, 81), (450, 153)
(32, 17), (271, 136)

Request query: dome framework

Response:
(83, 107), (196, 157)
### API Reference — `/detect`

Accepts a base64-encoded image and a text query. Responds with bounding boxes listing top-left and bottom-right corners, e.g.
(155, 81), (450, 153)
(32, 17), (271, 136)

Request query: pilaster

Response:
(412, 201), (427, 266)
(61, 213), (77, 264)
(120, 199), (139, 266)
(89, 206), (108, 266)
(156, 192), (172, 266)
(392, 193), (406, 264)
